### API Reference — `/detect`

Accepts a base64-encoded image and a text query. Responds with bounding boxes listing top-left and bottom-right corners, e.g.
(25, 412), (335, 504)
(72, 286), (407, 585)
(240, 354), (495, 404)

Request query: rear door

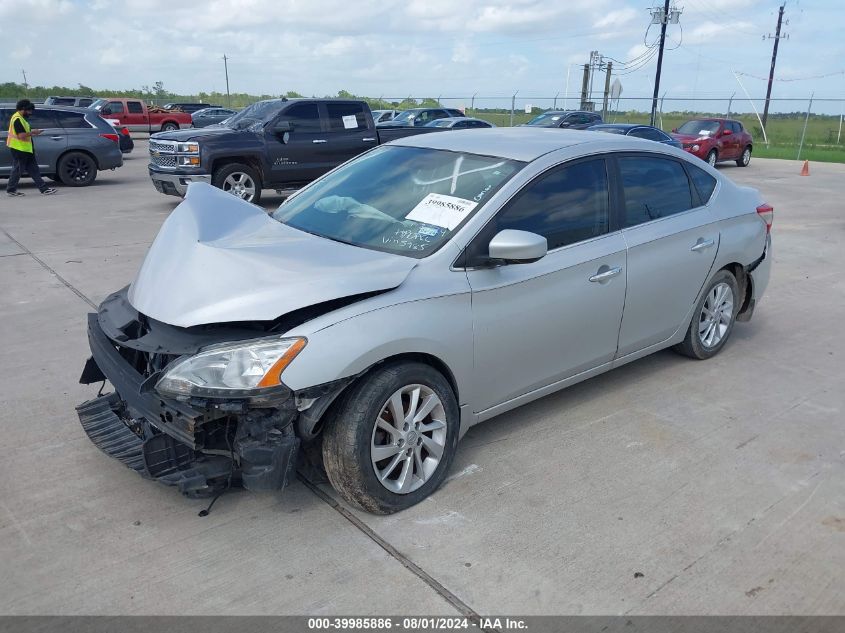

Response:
(466, 158), (627, 412)
(614, 154), (719, 357)
(322, 102), (377, 167)
(265, 102), (325, 185)
(0, 109), (12, 175)
(28, 109), (66, 171)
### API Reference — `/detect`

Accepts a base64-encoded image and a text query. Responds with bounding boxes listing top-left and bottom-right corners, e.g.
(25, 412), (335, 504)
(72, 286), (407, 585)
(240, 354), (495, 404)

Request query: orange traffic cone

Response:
(800, 160), (810, 176)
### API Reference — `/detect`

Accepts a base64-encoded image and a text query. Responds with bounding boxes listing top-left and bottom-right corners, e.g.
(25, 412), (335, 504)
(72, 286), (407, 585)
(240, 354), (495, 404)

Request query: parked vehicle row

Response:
(1, 104), (123, 186)
(190, 107), (237, 128)
(78, 128), (773, 513)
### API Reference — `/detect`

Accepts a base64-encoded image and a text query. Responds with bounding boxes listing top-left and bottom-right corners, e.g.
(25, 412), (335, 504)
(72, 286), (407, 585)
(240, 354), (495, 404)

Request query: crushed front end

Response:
(76, 289), (302, 498)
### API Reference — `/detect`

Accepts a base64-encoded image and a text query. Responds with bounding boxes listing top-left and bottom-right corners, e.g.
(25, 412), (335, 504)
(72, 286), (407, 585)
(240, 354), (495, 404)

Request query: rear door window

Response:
(78, 98), (93, 107)
(619, 156), (694, 226)
(53, 110), (89, 128)
(325, 102), (367, 131)
(27, 110), (60, 129)
(127, 101), (144, 114)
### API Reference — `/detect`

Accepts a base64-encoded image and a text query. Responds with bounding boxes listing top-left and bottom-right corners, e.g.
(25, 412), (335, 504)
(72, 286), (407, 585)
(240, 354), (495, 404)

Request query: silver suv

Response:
(1, 105), (123, 186)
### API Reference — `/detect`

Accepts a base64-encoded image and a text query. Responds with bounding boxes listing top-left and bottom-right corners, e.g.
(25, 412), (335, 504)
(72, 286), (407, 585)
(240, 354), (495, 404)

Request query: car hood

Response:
(128, 183), (417, 328)
(671, 132), (712, 143)
(151, 127), (240, 142)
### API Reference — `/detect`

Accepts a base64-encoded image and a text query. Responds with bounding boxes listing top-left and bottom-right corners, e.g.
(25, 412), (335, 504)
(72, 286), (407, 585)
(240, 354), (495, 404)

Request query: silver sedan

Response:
(79, 128), (772, 514)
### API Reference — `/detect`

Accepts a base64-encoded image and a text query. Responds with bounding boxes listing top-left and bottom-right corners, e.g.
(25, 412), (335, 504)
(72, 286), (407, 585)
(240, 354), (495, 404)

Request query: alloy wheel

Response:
(698, 282), (734, 348)
(741, 148), (751, 165)
(707, 151), (717, 167)
(63, 156), (93, 183)
(370, 384), (447, 494)
(222, 172), (256, 202)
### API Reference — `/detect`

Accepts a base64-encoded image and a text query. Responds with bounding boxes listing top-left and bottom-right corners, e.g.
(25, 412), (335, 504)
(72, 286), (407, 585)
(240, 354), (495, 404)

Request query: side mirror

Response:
(559, 121), (571, 128)
(721, 129), (732, 136)
(488, 230), (548, 263)
(273, 120), (291, 134)
(671, 128), (677, 133)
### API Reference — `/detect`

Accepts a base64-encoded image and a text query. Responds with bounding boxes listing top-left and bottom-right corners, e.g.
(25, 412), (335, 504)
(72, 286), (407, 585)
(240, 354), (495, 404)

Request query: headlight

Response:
(156, 337), (306, 399)
(692, 144), (700, 151)
(178, 155), (201, 166)
(176, 142), (199, 154)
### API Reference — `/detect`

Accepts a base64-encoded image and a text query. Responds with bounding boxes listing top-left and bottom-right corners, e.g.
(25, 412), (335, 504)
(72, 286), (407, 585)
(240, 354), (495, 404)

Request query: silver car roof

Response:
(388, 127), (611, 162)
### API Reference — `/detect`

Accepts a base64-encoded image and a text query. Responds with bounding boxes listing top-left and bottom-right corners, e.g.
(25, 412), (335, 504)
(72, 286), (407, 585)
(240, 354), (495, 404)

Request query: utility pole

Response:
(21, 69), (28, 95)
(222, 54), (231, 108)
(580, 64), (590, 110)
(762, 4), (787, 131)
(602, 62), (613, 120)
(650, 0), (670, 126)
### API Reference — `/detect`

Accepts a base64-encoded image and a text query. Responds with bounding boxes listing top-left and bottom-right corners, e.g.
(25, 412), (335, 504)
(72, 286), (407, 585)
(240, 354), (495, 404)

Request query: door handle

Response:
(589, 266), (622, 283)
(312, 139), (327, 144)
(691, 238), (715, 252)
(362, 137), (377, 142)
(50, 136), (64, 140)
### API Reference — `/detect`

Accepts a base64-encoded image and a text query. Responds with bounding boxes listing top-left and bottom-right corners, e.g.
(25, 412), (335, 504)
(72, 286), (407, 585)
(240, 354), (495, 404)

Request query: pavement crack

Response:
(0, 226), (96, 310)
(298, 474), (497, 631)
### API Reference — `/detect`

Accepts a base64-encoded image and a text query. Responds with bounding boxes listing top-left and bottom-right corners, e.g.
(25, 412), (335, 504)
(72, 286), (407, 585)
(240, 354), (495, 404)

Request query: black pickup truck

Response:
(148, 99), (441, 204)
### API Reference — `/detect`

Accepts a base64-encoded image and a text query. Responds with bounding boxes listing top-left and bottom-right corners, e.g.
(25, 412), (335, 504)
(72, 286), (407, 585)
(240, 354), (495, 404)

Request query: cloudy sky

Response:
(2, 0), (843, 113)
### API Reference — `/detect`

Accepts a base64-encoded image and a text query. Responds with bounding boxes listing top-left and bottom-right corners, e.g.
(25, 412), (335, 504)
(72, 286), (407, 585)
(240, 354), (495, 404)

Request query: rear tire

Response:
(674, 270), (739, 360)
(736, 146), (752, 167)
(57, 152), (97, 187)
(212, 163), (262, 204)
(322, 362), (460, 514)
(706, 149), (718, 167)
(160, 122), (179, 132)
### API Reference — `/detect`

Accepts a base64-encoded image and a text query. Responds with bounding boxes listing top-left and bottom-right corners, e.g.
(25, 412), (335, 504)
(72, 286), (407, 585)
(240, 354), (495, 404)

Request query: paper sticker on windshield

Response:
(406, 193), (478, 230)
(342, 115), (358, 129)
(699, 129), (712, 135)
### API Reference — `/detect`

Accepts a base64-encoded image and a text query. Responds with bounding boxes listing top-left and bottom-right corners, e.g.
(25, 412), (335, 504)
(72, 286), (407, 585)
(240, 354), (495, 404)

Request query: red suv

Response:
(670, 118), (753, 167)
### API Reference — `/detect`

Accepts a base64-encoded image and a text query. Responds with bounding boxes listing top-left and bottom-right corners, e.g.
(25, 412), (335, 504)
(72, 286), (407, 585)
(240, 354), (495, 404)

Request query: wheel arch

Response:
(300, 351), (461, 441)
(720, 262), (753, 318)
(210, 155), (265, 184)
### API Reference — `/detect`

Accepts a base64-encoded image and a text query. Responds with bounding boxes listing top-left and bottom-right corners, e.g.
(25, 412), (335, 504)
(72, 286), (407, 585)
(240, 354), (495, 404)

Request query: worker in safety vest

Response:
(6, 99), (57, 197)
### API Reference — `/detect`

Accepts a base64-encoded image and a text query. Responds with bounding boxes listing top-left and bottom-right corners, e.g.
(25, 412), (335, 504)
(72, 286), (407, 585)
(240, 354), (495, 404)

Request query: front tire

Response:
(674, 270), (739, 360)
(160, 122), (179, 132)
(57, 152), (97, 186)
(212, 163), (262, 204)
(736, 146), (752, 167)
(706, 149), (718, 167)
(322, 362), (460, 514)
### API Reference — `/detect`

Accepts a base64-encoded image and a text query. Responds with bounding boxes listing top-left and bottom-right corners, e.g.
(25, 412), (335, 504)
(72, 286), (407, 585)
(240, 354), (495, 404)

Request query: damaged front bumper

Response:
(77, 298), (301, 497)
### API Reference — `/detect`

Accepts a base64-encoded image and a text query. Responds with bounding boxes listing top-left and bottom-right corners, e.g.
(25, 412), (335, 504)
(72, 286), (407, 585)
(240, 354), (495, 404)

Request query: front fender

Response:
(281, 293), (474, 407)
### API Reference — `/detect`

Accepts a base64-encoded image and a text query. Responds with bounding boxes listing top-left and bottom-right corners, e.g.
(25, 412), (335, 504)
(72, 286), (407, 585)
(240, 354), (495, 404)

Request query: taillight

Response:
(756, 203), (774, 233)
(120, 127), (130, 136)
(100, 133), (119, 143)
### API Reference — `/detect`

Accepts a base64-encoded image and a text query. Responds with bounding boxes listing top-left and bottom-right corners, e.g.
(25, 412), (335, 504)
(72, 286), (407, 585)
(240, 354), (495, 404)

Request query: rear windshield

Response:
(525, 112), (566, 127)
(272, 146), (523, 258)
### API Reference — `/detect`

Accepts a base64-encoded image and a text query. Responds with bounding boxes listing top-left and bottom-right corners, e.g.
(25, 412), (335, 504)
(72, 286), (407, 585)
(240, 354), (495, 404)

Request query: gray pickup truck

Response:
(148, 98), (442, 204)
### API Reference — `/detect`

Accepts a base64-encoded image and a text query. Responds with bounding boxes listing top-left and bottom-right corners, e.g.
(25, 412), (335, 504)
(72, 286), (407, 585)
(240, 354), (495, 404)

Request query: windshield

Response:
(526, 112), (566, 127)
(389, 110), (420, 124)
(271, 146), (523, 258)
(676, 120), (721, 136)
(224, 100), (286, 130)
